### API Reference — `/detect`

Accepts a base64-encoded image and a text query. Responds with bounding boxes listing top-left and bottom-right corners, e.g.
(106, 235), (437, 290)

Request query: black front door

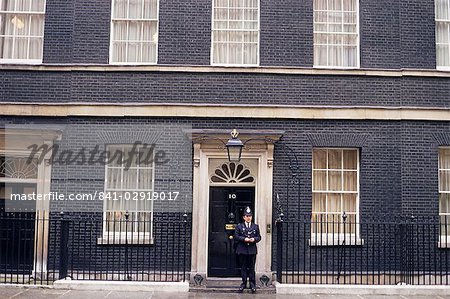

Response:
(0, 183), (37, 274)
(208, 186), (255, 277)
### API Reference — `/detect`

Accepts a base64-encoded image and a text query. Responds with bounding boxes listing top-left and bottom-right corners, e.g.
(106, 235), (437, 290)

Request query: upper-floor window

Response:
(439, 148), (450, 246)
(0, 0), (46, 64)
(110, 0), (158, 64)
(313, 0), (359, 68)
(312, 148), (360, 245)
(436, 0), (450, 69)
(211, 0), (259, 66)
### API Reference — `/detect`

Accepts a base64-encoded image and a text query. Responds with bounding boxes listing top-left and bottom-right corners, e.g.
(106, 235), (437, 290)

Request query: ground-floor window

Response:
(439, 147), (450, 245)
(311, 148), (359, 244)
(103, 144), (154, 244)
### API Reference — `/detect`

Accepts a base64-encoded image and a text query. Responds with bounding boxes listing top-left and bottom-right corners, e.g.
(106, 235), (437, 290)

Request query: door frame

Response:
(207, 185), (255, 277)
(1, 127), (61, 276)
(189, 130), (283, 283)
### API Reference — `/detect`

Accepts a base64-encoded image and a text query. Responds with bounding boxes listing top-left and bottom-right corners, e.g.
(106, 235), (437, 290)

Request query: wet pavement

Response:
(1, 286), (450, 299)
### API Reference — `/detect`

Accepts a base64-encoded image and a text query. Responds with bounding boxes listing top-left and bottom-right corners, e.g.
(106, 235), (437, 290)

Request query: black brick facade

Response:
(37, 0), (439, 68)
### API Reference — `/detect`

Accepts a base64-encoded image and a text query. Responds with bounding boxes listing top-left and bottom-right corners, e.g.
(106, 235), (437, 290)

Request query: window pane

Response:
(343, 149), (357, 169)
(28, 37), (42, 59)
(128, 0), (142, 19)
(343, 193), (356, 213)
(143, 0), (157, 19)
(123, 168), (138, 189)
(328, 194), (341, 212)
(343, 171), (357, 191)
(436, 0), (449, 20)
(30, 0), (45, 12)
(328, 170), (342, 191)
(313, 170), (327, 191)
(138, 168), (153, 189)
(328, 149), (342, 169)
(440, 193), (450, 214)
(112, 41), (126, 62)
(437, 44), (450, 67)
(107, 167), (122, 189)
(439, 148), (450, 169)
(440, 170), (450, 192)
(313, 149), (327, 169)
(113, 0), (127, 18)
(313, 193), (326, 212)
(30, 15), (44, 36)
(14, 37), (28, 59)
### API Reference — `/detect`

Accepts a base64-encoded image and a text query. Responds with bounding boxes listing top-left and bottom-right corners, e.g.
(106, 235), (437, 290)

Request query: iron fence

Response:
(276, 214), (450, 285)
(0, 211), (190, 285)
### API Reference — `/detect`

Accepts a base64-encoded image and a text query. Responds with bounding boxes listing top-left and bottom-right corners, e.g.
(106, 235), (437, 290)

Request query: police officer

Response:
(234, 206), (261, 293)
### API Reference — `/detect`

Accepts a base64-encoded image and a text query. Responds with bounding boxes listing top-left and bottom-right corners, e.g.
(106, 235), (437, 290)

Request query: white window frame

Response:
(311, 148), (363, 246)
(109, 0), (159, 65)
(439, 147), (450, 248)
(436, 0), (450, 71)
(99, 144), (155, 245)
(0, 0), (46, 64)
(210, 0), (260, 67)
(313, 0), (360, 69)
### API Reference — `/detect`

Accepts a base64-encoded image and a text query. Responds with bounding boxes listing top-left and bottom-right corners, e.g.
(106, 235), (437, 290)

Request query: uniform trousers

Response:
(238, 254), (256, 288)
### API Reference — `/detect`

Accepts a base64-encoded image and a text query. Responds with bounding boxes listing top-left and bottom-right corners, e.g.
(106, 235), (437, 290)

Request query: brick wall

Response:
(39, 0), (438, 68)
(1, 71), (449, 108)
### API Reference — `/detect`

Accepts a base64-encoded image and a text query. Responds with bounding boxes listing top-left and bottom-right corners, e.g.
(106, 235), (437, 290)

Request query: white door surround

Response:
(1, 127), (62, 276)
(188, 129), (283, 285)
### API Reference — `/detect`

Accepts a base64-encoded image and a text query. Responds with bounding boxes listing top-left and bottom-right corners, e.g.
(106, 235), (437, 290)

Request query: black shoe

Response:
(238, 286), (245, 292)
(251, 288), (256, 293)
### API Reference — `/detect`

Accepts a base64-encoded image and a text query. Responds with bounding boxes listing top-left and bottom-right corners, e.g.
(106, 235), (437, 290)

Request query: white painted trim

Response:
(0, 103), (449, 121)
(275, 283), (450, 295)
(53, 280), (189, 292)
(190, 139), (274, 281)
(1, 64), (450, 77)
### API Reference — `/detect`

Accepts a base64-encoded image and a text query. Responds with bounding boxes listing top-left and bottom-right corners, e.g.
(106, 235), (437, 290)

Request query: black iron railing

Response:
(0, 211), (190, 285)
(276, 214), (450, 285)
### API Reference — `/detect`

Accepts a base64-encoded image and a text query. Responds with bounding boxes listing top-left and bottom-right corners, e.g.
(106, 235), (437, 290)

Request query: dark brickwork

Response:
(158, 0), (211, 65)
(1, 71), (449, 108)
(0, 116), (449, 272)
(400, 0), (436, 69)
(72, 0), (111, 64)
(260, 0), (313, 67)
(38, 0), (439, 68)
(360, 0), (401, 69)
(42, 0), (74, 64)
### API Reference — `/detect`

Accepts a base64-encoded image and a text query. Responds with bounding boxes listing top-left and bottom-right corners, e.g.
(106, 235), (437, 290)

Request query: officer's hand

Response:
(244, 237), (251, 242)
(250, 238), (255, 242)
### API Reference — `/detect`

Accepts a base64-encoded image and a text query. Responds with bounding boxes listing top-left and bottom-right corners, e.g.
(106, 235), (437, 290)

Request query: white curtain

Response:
(212, 0), (259, 65)
(314, 0), (358, 67)
(312, 148), (358, 234)
(112, 0), (157, 63)
(105, 145), (154, 233)
(0, 0), (45, 60)
(436, 0), (450, 68)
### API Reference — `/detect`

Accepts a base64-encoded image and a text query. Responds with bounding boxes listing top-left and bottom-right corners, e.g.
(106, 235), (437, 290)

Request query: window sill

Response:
(309, 234), (364, 247)
(0, 59), (42, 65)
(97, 236), (154, 245)
(438, 236), (450, 249)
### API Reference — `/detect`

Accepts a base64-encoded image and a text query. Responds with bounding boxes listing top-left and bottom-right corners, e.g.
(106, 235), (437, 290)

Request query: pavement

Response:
(1, 287), (450, 299)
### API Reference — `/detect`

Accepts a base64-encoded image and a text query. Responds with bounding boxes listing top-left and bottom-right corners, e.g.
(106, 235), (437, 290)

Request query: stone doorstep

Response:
(275, 283), (450, 296)
(189, 277), (276, 294)
(53, 279), (189, 292)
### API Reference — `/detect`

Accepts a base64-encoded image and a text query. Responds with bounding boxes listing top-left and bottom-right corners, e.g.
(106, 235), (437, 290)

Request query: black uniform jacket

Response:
(234, 222), (261, 255)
